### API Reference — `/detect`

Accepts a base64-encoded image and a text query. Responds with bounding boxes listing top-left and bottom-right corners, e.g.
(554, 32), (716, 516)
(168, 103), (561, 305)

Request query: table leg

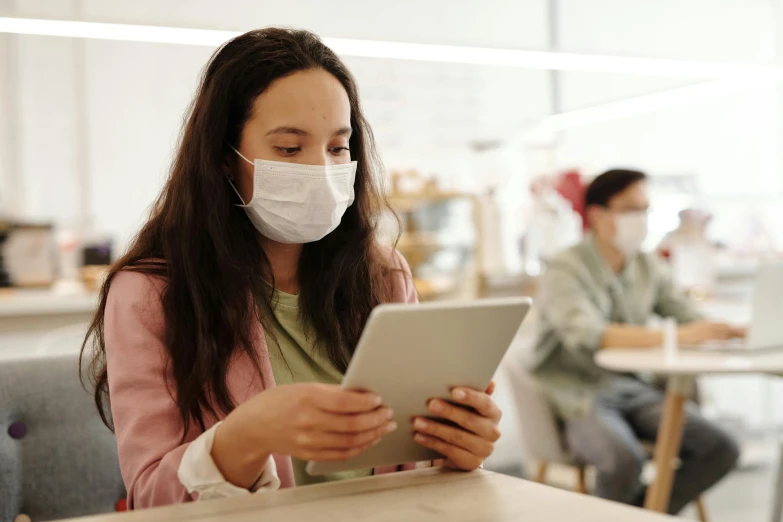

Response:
(644, 375), (692, 513)
(771, 440), (783, 522)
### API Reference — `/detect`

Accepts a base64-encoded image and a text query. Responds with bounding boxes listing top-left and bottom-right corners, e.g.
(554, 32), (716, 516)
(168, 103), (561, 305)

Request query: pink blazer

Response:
(104, 251), (418, 509)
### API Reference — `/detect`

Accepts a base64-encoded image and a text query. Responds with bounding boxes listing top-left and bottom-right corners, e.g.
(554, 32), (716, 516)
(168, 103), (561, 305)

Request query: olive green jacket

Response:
(527, 234), (703, 419)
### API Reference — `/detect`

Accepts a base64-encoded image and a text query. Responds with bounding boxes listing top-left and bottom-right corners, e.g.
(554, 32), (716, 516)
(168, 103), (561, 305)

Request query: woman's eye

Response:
(330, 147), (350, 155)
(275, 147), (300, 156)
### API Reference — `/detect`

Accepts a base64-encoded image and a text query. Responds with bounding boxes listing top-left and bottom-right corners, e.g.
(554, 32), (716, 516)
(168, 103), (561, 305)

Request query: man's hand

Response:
(678, 321), (746, 345)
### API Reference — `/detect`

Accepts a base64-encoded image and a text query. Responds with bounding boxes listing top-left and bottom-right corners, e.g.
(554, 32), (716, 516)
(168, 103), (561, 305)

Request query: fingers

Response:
(414, 433), (483, 471)
(719, 324), (747, 339)
(691, 322), (734, 342)
(426, 399), (502, 442)
(296, 421), (398, 450)
(312, 385), (383, 414)
(485, 380), (496, 396)
(299, 406), (394, 433)
(710, 322), (747, 339)
(449, 388), (503, 422)
(711, 324), (735, 340)
(731, 326), (748, 338)
(413, 417), (494, 456)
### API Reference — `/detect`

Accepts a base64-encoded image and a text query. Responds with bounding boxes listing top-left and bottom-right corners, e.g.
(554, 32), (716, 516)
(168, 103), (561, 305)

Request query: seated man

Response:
(528, 169), (741, 514)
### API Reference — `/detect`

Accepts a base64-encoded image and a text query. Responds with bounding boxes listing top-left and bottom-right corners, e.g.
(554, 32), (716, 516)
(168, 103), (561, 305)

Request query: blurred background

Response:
(2, 1), (783, 520)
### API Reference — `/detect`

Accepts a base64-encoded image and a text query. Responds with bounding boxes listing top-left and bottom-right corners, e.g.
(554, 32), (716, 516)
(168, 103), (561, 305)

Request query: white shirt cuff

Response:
(177, 421), (280, 500)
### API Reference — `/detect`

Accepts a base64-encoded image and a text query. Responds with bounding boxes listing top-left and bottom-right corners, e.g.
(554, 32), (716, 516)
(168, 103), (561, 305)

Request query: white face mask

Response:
(612, 211), (649, 257)
(229, 146), (357, 244)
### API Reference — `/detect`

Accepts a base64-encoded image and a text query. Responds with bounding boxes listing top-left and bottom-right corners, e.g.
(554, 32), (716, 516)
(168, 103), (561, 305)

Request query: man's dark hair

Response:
(584, 169), (647, 208)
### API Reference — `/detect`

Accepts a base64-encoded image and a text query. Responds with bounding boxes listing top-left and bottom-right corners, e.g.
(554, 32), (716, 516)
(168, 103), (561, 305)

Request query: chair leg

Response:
(576, 466), (588, 494)
(534, 461), (548, 483)
(695, 496), (709, 522)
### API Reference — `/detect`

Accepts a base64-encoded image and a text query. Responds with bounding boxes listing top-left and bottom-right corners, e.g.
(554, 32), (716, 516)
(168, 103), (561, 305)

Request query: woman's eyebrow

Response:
(265, 126), (352, 137)
(266, 126), (309, 136)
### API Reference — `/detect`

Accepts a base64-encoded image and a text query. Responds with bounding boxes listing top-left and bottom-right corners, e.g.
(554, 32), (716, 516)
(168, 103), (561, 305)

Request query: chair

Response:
(499, 355), (586, 488)
(501, 355), (709, 521)
(0, 353), (126, 521)
(772, 440), (783, 522)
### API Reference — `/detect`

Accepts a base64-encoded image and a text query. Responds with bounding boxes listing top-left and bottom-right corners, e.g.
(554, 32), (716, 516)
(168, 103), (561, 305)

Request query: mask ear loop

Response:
(226, 143), (254, 206)
(228, 143), (254, 165)
(227, 178), (249, 206)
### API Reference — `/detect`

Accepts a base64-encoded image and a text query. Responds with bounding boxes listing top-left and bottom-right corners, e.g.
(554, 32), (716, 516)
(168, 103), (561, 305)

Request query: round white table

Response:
(595, 348), (783, 515)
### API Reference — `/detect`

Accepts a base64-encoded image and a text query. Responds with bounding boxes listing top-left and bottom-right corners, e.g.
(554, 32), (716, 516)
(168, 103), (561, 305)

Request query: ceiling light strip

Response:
(1, 17), (782, 80)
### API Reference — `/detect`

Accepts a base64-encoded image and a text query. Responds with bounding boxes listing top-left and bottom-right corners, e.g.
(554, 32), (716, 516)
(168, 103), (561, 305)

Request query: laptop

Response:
(697, 262), (783, 353)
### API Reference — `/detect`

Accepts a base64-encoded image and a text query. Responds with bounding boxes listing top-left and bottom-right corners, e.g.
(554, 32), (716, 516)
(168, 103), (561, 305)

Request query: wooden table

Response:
(595, 348), (783, 514)
(64, 468), (678, 522)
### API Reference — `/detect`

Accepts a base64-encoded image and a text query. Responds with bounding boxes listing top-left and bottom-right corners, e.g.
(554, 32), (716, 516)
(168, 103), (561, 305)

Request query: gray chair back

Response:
(501, 354), (574, 465)
(0, 353), (125, 521)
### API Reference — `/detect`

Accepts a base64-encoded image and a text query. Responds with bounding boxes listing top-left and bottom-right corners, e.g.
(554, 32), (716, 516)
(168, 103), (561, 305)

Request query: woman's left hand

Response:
(412, 381), (502, 471)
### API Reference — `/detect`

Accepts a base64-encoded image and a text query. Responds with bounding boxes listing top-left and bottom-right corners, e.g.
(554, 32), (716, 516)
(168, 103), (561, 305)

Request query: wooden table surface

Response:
(65, 468), (678, 522)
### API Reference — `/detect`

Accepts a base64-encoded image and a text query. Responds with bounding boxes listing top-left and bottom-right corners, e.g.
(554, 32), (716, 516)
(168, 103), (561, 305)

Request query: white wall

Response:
(556, 88), (782, 196)
(0, 32), (18, 216)
(555, 0), (783, 199)
(0, 0), (20, 216)
(17, 35), (86, 224)
(83, 39), (214, 246)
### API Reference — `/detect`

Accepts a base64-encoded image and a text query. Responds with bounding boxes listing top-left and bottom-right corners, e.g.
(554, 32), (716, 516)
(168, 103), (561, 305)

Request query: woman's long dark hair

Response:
(81, 28), (398, 437)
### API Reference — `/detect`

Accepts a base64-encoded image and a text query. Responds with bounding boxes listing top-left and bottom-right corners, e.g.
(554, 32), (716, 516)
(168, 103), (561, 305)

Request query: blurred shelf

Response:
(414, 276), (459, 301)
(387, 173), (483, 300)
(387, 191), (475, 213)
(0, 289), (98, 317)
(482, 272), (533, 298)
(397, 233), (470, 251)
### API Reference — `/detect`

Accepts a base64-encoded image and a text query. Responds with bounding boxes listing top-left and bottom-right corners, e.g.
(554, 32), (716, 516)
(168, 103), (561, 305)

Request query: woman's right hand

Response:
(212, 383), (396, 488)
(248, 383), (396, 460)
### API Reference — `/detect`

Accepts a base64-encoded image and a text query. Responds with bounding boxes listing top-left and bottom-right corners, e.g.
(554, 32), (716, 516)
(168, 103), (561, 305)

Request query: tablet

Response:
(306, 296), (531, 476)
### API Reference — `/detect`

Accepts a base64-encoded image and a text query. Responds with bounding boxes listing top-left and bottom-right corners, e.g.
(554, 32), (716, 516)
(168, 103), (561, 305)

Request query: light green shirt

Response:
(527, 234), (703, 419)
(265, 288), (373, 486)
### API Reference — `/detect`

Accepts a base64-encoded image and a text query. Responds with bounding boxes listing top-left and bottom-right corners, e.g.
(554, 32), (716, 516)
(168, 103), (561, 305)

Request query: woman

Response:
(81, 28), (502, 509)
